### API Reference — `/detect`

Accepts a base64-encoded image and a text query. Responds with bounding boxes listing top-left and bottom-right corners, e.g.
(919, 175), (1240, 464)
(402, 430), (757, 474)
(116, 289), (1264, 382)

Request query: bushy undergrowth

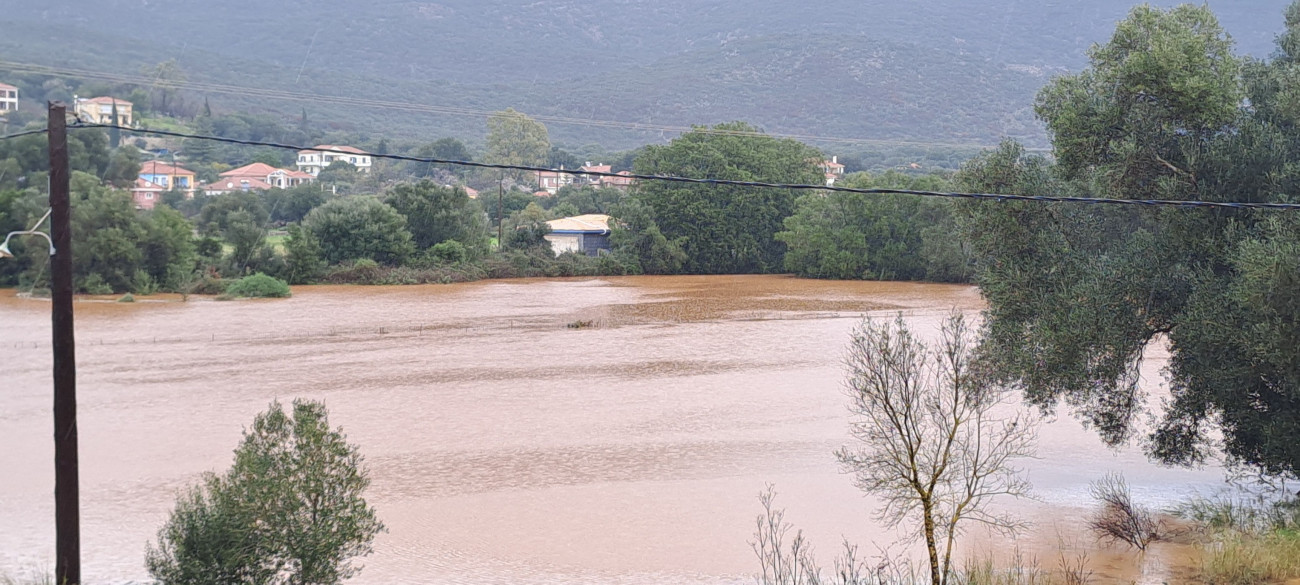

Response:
(223, 273), (292, 298)
(321, 250), (636, 285)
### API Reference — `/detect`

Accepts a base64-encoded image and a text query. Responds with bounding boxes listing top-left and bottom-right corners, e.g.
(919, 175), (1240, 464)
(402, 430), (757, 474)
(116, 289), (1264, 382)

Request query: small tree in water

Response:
(835, 314), (1036, 585)
(147, 399), (384, 585)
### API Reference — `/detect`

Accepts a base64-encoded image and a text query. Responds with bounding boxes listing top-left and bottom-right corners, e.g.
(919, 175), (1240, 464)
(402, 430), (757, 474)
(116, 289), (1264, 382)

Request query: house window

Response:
(145, 193), (154, 199)
(349, 157), (356, 163)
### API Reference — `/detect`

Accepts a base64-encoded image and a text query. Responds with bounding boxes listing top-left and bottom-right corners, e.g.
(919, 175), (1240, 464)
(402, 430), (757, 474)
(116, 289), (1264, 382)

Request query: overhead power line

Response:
(0, 128), (50, 141)
(62, 121), (1300, 211)
(0, 59), (1005, 149)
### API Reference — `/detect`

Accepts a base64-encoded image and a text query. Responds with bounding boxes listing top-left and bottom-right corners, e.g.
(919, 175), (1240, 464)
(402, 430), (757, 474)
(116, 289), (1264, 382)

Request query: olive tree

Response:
(147, 400), (384, 585)
(835, 314), (1035, 585)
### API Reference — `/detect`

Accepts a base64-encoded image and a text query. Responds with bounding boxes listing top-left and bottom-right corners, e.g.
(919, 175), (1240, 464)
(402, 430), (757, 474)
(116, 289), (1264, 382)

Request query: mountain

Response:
(0, 1), (1292, 151)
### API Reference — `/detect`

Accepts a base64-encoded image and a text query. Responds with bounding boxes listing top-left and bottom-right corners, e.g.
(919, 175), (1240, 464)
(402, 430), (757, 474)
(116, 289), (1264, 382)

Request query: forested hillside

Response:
(0, 0), (1291, 150)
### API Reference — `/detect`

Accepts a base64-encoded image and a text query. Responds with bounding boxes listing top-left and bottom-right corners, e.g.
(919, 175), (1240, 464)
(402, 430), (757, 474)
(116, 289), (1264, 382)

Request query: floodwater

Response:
(0, 276), (1228, 584)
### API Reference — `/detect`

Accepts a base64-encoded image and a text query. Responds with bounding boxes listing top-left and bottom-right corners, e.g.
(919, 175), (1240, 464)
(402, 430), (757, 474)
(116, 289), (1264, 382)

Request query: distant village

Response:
(1, 84), (850, 259)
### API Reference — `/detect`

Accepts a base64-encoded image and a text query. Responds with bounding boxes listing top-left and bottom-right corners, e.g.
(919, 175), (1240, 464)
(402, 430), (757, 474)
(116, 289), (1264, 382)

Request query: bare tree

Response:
(835, 313), (1036, 585)
(1087, 472), (1165, 550)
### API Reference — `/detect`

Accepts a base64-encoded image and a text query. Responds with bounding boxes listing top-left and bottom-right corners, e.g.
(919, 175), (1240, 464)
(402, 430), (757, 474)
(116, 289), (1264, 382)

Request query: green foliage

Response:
(282, 224), (327, 285)
(48, 176), (196, 294)
(541, 185), (627, 215)
(502, 202), (552, 251)
(224, 273), (291, 298)
(484, 109), (550, 182)
(198, 192), (269, 236)
(778, 171), (971, 283)
(626, 122), (824, 274)
(384, 180), (489, 256)
(429, 240), (468, 264)
(966, 3), (1300, 480)
(609, 199), (686, 275)
(146, 400), (383, 585)
(263, 184), (328, 224)
(304, 196), (415, 266)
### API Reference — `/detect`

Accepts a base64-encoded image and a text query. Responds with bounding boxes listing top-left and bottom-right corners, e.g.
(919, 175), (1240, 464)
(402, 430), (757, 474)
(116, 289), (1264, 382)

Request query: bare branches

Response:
(1087, 472), (1166, 550)
(836, 313), (1037, 585)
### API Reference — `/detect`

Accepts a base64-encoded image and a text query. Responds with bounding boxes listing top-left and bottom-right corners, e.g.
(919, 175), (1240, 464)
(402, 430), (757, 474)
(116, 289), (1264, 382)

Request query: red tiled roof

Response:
(580, 165), (612, 174)
(139, 160), (195, 176)
(84, 96), (131, 105)
(204, 177), (274, 192)
(221, 162), (281, 178)
(0, 82), (17, 91)
(283, 169), (315, 179)
(132, 178), (166, 191)
(300, 145), (367, 155)
(533, 190), (553, 197)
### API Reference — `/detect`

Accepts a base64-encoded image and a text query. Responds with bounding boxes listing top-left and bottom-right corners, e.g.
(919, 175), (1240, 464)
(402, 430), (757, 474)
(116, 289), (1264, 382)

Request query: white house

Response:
(0, 82), (17, 114)
(296, 145), (372, 176)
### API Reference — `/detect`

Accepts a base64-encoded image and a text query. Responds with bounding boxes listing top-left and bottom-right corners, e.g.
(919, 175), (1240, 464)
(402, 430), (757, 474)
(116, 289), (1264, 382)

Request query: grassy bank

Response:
(1178, 496), (1300, 585)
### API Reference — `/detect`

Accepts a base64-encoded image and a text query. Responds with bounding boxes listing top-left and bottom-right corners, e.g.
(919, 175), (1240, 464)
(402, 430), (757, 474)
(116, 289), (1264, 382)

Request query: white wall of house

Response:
(544, 234), (582, 256)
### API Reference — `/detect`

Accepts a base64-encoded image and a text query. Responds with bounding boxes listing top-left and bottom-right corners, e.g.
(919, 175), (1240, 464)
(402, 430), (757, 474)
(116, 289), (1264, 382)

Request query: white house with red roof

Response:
(296, 145), (372, 176)
(820, 156), (846, 186)
(536, 167), (575, 195)
(0, 82), (17, 114)
(74, 96), (133, 126)
(202, 162), (314, 195)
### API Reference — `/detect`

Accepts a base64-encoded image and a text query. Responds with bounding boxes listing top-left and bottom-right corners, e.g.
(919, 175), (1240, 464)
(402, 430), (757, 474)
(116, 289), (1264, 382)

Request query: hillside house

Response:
(821, 156), (846, 186)
(0, 83), (17, 114)
(74, 96), (133, 126)
(536, 168), (575, 195)
(544, 214), (612, 257)
(129, 178), (166, 210)
(138, 161), (197, 193)
(577, 163), (611, 186)
(202, 162), (314, 195)
(296, 145), (372, 176)
(600, 171), (634, 190)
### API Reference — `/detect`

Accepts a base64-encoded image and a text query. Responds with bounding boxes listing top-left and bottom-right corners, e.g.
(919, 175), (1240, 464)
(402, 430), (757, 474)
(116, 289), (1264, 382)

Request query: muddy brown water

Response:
(0, 276), (1227, 584)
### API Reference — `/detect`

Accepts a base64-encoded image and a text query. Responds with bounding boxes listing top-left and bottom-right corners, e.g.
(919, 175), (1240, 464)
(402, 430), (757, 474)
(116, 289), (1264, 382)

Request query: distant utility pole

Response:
(48, 101), (81, 585)
(497, 174), (504, 248)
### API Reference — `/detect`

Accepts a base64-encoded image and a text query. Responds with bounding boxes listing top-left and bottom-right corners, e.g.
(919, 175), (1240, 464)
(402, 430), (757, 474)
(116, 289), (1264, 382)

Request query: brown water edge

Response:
(0, 276), (1225, 584)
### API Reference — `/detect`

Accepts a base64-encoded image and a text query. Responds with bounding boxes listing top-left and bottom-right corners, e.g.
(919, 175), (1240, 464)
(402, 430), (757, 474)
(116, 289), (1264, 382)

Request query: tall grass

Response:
(1177, 495), (1300, 584)
(0, 570), (52, 585)
(1200, 532), (1300, 585)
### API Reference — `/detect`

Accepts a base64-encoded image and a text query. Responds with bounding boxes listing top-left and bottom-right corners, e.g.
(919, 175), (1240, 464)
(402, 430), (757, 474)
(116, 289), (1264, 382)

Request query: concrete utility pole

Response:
(48, 101), (81, 585)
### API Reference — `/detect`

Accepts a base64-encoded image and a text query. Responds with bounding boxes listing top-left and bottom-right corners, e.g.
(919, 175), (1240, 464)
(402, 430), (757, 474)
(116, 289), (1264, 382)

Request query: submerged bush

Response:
(224, 273), (291, 298)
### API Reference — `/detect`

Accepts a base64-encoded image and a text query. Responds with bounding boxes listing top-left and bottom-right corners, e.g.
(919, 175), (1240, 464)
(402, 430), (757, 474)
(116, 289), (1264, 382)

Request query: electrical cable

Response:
(66, 121), (1300, 211)
(0, 128), (49, 141)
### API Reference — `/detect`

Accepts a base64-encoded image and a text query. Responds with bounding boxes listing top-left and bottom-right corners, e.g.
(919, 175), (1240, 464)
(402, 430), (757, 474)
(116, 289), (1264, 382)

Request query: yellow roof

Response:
(546, 214), (610, 233)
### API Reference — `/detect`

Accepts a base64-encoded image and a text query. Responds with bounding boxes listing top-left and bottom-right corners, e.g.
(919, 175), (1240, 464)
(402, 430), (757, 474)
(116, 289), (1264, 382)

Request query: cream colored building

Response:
(75, 96), (134, 126)
(544, 214), (612, 257)
(0, 83), (17, 114)
(296, 145), (372, 176)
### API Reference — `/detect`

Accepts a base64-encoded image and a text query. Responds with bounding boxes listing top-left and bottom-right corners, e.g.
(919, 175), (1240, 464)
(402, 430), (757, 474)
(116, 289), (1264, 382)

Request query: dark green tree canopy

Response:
(965, 3), (1300, 479)
(304, 196), (415, 266)
(625, 122), (823, 274)
(383, 180), (489, 256)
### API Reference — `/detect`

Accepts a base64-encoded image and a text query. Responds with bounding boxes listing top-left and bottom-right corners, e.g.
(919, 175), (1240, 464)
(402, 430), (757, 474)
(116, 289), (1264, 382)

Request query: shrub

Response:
(117, 293), (135, 303)
(147, 400), (384, 585)
(430, 239), (468, 264)
(224, 273), (291, 298)
(1088, 473), (1164, 550)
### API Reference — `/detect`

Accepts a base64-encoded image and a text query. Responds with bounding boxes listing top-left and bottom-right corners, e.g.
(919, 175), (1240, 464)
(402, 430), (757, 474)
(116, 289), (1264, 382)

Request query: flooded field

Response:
(0, 275), (1228, 584)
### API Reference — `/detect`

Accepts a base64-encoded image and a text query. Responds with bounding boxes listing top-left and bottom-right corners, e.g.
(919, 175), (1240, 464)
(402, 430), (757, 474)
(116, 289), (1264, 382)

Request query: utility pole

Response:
(497, 174), (504, 248)
(48, 101), (80, 585)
